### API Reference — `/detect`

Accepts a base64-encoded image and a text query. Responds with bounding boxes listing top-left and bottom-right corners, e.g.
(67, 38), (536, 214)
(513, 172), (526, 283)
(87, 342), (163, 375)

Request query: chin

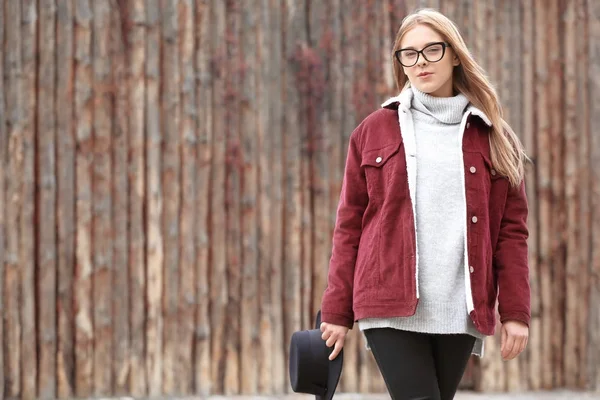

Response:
(413, 83), (441, 94)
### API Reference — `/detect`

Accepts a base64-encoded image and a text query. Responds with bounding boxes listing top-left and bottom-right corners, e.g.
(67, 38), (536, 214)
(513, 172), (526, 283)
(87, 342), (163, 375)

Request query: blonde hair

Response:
(392, 9), (528, 187)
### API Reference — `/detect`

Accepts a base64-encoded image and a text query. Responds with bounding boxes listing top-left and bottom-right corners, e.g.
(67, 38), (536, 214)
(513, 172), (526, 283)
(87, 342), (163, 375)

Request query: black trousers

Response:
(363, 328), (476, 400)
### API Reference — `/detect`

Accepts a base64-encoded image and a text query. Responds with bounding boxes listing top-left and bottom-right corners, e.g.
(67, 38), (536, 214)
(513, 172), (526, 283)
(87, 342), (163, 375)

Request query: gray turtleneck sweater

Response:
(358, 87), (485, 355)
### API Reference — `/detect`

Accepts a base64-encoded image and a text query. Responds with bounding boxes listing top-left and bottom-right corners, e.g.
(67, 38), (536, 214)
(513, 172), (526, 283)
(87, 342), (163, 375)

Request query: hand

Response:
(320, 322), (349, 361)
(501, 320), (528, 361)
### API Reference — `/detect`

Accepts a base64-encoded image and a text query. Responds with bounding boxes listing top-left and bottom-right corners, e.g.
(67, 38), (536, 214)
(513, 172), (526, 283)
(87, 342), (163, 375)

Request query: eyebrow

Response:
(399, 41), (441, 50)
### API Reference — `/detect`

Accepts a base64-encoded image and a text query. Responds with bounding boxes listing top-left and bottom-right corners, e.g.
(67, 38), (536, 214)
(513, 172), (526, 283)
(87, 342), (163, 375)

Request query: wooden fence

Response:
(0, 0), (599, 398)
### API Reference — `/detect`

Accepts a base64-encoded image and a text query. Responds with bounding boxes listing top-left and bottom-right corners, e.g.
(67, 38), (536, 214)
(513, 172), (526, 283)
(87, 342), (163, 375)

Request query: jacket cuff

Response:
(499, 310), (530, 327)
(320, 311), (354, 330)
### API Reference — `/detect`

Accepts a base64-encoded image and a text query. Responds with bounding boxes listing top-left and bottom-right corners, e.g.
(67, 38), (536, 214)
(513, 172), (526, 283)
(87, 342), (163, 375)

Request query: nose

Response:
(417, 54), (428, 67)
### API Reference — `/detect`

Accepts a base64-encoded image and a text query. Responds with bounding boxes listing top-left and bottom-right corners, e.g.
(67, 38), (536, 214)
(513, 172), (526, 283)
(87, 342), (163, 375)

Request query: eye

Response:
(403, 50), (417, 58)
(425, 45), (442, 54)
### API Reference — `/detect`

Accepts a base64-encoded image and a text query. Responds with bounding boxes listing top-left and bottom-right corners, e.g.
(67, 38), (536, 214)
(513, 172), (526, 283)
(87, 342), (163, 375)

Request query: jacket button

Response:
(469, 266), (474, 273)
(491, 169), (497, 176)
(466, 122), (471, 129)
(469, 166), (476, 173)
(376, 156), (382, 163)
(471, 216), (478, 223)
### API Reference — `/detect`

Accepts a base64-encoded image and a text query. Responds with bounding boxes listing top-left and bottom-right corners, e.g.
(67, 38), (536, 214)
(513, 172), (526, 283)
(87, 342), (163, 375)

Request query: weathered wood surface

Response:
(1, 0), (599, 397)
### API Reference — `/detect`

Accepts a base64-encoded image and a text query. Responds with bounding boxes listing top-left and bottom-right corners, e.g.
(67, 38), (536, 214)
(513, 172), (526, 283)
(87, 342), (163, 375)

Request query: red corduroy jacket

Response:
(320, 96), (530, 336)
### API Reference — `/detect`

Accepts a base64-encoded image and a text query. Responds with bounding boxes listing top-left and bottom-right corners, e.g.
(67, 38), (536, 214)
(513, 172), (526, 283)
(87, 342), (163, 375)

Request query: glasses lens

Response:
(399, 50), (418, 66)
(423, 44), (444, 62)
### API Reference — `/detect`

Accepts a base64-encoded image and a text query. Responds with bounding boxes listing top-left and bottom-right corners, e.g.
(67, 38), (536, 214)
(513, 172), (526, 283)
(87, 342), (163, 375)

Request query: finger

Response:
(502, 333), (516, 360)
(329, 337), (345, 361)
(320, 322), (326, 332)
(325, 334), (337, 348)
(501, 326), (507, 355)
(516, 335), (528, 357)
(507, 336), (523, 360)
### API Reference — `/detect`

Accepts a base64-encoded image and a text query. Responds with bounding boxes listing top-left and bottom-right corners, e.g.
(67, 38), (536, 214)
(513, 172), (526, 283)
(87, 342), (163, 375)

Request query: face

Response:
(398, 24), (460, 97)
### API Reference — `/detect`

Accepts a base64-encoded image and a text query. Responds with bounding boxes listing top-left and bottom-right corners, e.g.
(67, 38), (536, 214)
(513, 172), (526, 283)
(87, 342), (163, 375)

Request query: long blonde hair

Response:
(392, 9), (528, 187)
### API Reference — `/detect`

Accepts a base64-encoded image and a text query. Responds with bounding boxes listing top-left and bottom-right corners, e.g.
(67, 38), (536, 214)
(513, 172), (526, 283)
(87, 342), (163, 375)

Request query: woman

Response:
(319, 8), (530, 400)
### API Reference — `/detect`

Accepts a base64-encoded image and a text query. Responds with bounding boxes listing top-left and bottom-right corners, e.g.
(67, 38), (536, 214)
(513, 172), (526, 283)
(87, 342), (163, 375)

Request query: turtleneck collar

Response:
(410, 86), (470, 125)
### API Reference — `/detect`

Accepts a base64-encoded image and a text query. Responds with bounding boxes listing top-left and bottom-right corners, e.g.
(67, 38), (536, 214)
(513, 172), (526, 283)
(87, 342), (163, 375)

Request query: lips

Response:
(418, 72), (432, 77)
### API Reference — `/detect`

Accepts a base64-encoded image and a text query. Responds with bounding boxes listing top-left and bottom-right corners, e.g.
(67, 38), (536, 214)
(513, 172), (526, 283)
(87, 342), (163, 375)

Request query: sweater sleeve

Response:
(320, 126), (369, 329)
(494, 177), (531, 326)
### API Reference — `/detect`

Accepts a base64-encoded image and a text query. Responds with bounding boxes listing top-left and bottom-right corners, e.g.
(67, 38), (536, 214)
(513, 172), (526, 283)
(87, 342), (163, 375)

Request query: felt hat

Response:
(289, 310), (344, 400)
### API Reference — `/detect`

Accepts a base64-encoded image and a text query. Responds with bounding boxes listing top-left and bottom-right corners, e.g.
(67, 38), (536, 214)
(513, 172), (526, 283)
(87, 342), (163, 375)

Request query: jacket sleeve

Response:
(320, 126), (369, 329)
(494, 177), (531, 326)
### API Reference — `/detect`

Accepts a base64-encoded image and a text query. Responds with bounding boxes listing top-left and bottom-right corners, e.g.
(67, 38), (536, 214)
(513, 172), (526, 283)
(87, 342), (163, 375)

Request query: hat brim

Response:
(315, 310), (344, 400)
(316, 347), (343, 400)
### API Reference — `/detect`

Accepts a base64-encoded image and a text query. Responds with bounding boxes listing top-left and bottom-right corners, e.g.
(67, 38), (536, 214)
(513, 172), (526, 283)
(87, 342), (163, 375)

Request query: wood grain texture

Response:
(126, 0), (148, 395)
(534, 0), (553, 389)
(74, 0), (94, 395)
(145, 0), (164, 395)
(282, 0), (306, 392)
(56, 0), (76, 397)
(92, 0), (114, 394)
(159, 0), (181, 393)
(265, 0), (286, 393)
(588, 0), (600, 392)
(4, 1), (23, 397)
(21, 0), (38, 398)
(195, 0), (212, 395)
(110, 1), (130, 394)
(224, 1), (242, 394)
(178, 0), (197, 394)
(239, 1), (259, 394)
(256, 0), (273, 394)
(209, 0), (227, 394)
(0, 1), (6, 396)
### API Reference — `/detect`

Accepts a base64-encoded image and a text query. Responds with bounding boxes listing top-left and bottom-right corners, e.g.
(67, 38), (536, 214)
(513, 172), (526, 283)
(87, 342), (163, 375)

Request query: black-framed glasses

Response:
(395, 42), (451, 67)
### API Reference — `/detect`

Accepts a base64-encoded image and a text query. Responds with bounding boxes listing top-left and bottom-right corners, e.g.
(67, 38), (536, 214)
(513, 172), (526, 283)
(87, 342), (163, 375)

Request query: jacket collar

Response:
(381, 88), (493, 127)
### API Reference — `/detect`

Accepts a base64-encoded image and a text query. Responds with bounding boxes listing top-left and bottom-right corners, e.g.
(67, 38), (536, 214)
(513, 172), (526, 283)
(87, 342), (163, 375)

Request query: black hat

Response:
(289, 310), (343, 400)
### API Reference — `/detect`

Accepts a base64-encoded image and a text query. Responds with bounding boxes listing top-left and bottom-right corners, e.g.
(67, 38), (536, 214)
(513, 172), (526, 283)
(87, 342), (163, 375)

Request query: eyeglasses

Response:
(395, 42), (452, 67)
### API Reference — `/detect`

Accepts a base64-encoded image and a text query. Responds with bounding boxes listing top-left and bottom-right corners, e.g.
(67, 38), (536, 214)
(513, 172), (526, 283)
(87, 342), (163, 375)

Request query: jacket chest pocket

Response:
(361, 141), (403, 199)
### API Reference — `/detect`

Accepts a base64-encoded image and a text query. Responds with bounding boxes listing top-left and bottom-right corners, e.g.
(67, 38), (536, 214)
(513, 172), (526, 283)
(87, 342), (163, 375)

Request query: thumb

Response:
(501, 324), (507, 354)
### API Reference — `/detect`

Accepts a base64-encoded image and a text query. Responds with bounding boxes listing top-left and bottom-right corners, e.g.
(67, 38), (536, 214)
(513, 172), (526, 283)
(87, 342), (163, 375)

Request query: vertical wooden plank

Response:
(209, 0), (227, 393)
(256, 0), (273, 394)
(534, 0), (553, 389)
(37, 4), (58, 396)
(195, 0), (212, 395)
(92, 0), (114, 394)
(240, 1), (259, 394)
(21, 0), (38, 398)
(177, 0), (196, 394)
(266, 0), (285, 393)
(504, 0), (523, 391)
(480, 0), (506, 391)
(110, 1), (130, 394)
(308, 0), (334, 388)
(145, 0), (164, 395)
(282, 0), (306, 392)
(521, 0), (541, 391)
(74, 0), (94, 396)
(4, 1), (23, 397)
(576, 0), (591, 390)
(127, 0), (148, 395)
(56, 0), (76, 396)
(224, 1), (242, 394)
(0, 1), (6, 396)
(563, 0), (580, 389)
(160, 0), (181, 394)
(588, 0), (600, 392)
(548, 0), (565, 388)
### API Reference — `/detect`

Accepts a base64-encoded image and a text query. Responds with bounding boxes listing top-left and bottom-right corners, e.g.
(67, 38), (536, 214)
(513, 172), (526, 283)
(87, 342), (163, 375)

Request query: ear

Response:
(453, 55), (460, 66)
